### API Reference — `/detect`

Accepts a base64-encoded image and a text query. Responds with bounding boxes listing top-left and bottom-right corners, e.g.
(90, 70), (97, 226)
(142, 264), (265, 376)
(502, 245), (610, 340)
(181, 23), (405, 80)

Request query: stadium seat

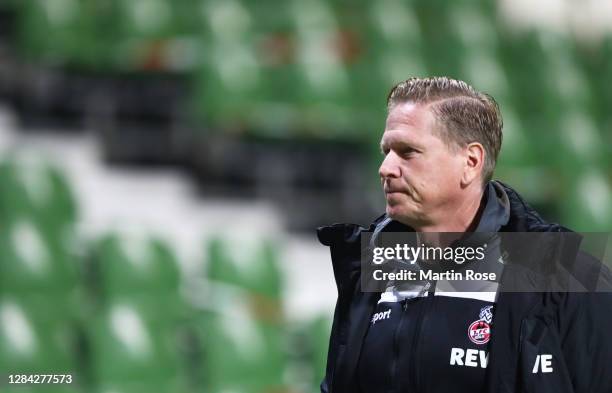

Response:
(0, 160), (38, 228)
(205, 237), (283, 300)
(83, 231), (192, 389)
(0, 160), (77, 230)
(361, 0), (426, 136)
(0, 295), (78, 374)
(86, 300), (186, 384)
(536, 31), (592, 110)
(288, 0), (351, 126)
(308, 316), (333, 391)
(561, 169), (612, 231)
(495, 102), (536, 168)
(204, 236), (245, 288)
(199, 236), (287, 391)
(0, 218), (78, 293)
(193, 0), (262, 128)
(16, 0), (97, 67)
(197, 303), (286, 393)
(91, 233), (182, 296)
(32, 164), (78, 231)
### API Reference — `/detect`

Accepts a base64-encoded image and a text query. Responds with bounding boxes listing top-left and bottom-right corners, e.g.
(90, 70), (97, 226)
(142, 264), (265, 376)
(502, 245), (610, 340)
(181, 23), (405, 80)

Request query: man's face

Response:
(379, 101), (466, 227)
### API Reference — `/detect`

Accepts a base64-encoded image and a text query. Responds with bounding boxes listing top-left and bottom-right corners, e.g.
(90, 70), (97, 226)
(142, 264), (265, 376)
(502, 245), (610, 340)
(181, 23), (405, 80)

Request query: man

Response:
(317, 77), (612, 393)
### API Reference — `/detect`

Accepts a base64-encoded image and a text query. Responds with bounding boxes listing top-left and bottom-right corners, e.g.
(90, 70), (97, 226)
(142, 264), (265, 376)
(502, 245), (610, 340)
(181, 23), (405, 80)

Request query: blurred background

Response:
(0, 0), (611, 392)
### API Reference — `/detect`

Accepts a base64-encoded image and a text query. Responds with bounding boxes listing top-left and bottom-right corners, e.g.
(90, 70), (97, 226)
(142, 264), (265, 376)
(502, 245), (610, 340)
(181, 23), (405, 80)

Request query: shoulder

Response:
(496, 180), (559, 232)
(317, 213), (387, 247)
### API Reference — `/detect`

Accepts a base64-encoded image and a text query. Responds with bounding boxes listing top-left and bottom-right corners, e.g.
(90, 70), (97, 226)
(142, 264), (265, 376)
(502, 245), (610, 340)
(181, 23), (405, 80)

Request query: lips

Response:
(384, 187), (403, 194)
(385, 191), (405, 201)
(383, 180), (406, 195)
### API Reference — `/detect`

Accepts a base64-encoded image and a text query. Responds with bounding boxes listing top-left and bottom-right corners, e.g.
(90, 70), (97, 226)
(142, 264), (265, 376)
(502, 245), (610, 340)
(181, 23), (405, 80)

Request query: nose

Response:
(379, 151), (401, 180)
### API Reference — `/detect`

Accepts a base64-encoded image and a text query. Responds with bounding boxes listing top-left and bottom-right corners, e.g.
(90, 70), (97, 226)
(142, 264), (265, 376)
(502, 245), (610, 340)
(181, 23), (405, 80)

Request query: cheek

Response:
(436, 146), (463, 169)
(398, 161), (432, 199)
(422, 153), (464, 191)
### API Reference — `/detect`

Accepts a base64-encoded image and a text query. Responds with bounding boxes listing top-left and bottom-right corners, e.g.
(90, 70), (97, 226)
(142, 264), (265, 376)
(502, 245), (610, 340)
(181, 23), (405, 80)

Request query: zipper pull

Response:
(402, 299), (409, 311)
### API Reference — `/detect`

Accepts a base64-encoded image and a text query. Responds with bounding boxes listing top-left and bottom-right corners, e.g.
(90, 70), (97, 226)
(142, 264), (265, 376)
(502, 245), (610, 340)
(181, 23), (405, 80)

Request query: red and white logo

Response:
(468, 320), (491, 345)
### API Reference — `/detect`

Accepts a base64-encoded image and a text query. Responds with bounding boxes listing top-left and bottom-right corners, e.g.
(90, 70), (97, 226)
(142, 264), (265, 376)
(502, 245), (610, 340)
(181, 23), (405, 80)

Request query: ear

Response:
(462, 142), (485, 186)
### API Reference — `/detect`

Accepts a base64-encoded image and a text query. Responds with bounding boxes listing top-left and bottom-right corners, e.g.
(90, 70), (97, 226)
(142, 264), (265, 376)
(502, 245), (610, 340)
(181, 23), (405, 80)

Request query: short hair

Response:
(386, 77), (503, 184)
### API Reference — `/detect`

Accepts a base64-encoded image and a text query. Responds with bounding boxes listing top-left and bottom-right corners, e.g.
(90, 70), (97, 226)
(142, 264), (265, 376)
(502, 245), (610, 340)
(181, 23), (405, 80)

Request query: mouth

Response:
(384, 187), (404, 194)
(384, 190), (405, 200)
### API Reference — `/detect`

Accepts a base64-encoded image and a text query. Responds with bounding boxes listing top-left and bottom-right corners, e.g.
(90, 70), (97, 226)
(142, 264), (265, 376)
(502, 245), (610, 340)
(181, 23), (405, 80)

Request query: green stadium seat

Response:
(0, 218), (78, 293)
(199, 236), (287, 391)
(86, 299), (186, 384)
(447, 0), (498, 51)
(0, 295), (78, 375)
(536, 31), (592, 110)
(449, 2), (511, 101)
(556, 109), (604, 169)
(205, 236), (245, 288)
(0, 160), (35, 224)
(308, 316), (333, 391)
(193, 0), (263, 128)
(361, 0), (426, 137)
(495, 102), (535, 167)
(0, 159), (79, 293)
(205, 237), (283, 300)
(92, 234), (182, 296)
(0, 160), (77, 231)
(459, 47), (509, 103)
(241, 0), (303, 136)
(248, 240), (283, 300)
(90, 0), (206, 72)
(560, 169), (612, 231)
(413, 0), (460, 77)
(34, 165), (78, 231)
(16, 0), (98, 67)
(198, 305), (286, 393)
(85, 232), (191, 389)
(287, 0), (350, 104)
(498, 31), (550, 118)
(115, 0), (176, 39)
(596, 38), (612, 128)
(448, 1), (501, 85)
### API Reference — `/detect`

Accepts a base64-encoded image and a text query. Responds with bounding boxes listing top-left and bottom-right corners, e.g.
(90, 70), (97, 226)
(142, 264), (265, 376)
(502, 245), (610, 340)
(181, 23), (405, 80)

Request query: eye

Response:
(401, 149), (416, 158)
(381, 146), (390, 156)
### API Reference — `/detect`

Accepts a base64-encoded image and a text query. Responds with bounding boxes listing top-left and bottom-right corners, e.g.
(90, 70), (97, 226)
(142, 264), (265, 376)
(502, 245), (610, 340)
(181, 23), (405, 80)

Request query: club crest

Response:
(468, 305), (494, 345)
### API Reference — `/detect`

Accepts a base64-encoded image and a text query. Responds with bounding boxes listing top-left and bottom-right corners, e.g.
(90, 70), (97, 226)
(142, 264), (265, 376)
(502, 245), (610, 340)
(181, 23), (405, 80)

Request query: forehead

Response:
(385, 101), (434, 130)
(382, 102), (438, 144)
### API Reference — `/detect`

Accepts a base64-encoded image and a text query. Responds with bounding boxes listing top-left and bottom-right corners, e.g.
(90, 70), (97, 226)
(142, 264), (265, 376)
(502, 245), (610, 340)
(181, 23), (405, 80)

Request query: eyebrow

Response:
(380, 138), (422, 153)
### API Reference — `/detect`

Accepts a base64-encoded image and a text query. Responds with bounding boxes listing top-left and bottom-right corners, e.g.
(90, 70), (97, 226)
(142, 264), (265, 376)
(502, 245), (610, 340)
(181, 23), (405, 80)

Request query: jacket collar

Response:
(369, 180), (511, 250)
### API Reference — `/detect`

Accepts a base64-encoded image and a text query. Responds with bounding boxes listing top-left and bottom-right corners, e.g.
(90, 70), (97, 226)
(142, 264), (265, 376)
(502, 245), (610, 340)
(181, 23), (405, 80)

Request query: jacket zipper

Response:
(390, 282), (435, 393)
(390, 296), (429, 393)
(390, 298), (410, 393)
(409, 296), (428, 392)
(410, 283), (435, 391)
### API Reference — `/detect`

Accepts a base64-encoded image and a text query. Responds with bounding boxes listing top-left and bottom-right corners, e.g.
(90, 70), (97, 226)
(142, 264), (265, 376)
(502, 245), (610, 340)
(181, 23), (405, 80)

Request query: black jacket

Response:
(317, 182), (612, 393)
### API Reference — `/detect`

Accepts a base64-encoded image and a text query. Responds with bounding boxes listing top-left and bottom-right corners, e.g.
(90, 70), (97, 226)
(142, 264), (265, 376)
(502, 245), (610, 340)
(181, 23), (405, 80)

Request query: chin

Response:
(386, 204), (420, 226)
(386, 205), (408, 220)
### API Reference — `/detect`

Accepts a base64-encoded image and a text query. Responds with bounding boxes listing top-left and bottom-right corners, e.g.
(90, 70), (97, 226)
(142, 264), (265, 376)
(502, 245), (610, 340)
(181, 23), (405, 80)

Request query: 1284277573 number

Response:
(8, 374), (73, 384)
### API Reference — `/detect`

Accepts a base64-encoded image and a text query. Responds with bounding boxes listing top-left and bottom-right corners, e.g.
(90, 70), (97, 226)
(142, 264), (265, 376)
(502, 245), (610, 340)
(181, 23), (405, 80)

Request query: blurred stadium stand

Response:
(0, 0), (611, 392)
